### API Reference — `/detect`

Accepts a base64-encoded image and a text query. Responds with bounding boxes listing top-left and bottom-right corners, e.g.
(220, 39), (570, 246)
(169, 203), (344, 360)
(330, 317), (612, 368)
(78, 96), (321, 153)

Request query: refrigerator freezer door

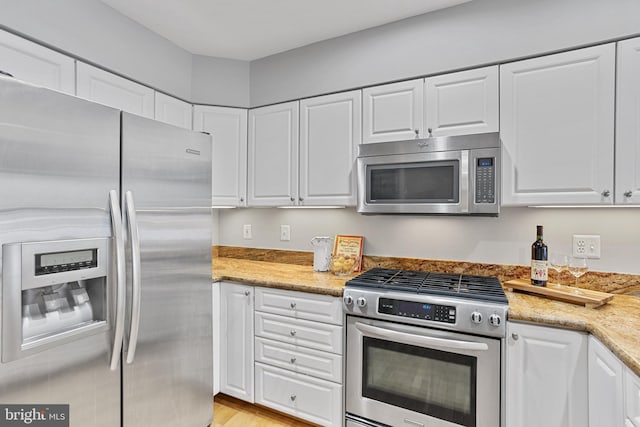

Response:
(0, 77), (121, 426)
(121, 113), (213, 427)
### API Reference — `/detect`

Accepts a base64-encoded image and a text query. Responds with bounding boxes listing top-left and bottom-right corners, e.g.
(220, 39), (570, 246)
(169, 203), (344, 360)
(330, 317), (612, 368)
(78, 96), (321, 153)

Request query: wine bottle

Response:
(531, 225), (548, 286)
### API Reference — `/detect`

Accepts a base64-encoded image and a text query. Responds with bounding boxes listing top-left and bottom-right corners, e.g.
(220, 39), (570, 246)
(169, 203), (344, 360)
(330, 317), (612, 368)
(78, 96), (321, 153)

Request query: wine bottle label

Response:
(531, 260), (548, 281)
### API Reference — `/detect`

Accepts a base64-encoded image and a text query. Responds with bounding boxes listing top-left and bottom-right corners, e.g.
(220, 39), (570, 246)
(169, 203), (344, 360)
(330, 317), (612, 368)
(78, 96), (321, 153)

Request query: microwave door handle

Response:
(355, 321), (489, 352)
(108, 190), (126, 370)
(124, 190), (142, 365)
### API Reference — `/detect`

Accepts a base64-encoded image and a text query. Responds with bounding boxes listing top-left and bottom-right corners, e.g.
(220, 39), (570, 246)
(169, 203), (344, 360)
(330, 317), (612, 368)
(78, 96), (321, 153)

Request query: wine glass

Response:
(567, 257), (588, 293)
(549, 254), (568, 287)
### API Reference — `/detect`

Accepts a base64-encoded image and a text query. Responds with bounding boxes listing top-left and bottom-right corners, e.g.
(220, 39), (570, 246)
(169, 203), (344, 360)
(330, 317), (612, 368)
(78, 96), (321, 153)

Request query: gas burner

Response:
(346, 268), (508, 304)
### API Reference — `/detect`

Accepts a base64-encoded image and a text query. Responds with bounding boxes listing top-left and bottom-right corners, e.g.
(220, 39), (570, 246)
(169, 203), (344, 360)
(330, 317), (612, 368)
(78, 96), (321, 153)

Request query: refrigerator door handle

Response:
(109, 190), (126, 370)
(124, 190), (142, 364)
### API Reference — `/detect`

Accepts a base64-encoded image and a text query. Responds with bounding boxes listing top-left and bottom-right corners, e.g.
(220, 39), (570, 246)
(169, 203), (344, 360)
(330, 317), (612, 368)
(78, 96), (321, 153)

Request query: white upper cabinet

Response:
(154, 92), (192, 129)
(362, 79), (423, 143)
(616, 36), (640, 205)
(424, 66), (498, 137)
(500, 44), (616, 206)
(248, 101), (299, 206)
(0, 29), (75, 95)
(506, 322), (588, 427)
(299, 91), (361, 206)
(588, 335), (624, 427)
(76, 62), (154, 118)
(193, 105), (248, 207)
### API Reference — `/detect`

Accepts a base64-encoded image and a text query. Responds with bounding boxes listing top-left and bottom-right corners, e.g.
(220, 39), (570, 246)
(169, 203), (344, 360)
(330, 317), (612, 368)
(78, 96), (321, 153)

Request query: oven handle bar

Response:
(355, 321), (489, 352)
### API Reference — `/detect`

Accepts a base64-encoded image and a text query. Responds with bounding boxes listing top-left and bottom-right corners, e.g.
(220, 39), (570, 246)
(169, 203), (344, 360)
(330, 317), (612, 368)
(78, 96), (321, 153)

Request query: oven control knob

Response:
(489, 314), (502, 327)
(356, 297), (367, 308)
(470, 312), (483, 324)
(343, 295), (354, 306)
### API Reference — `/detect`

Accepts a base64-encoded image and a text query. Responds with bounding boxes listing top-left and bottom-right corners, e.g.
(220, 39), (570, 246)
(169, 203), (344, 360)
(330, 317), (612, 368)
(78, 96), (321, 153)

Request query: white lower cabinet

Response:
(254, 287), (343, 427)
(255, 363), (342, 427)
(625, 362), (640, 426)
(212, 281), (220, 395)
(506, 322), (588, 427)
(588, 335), (624, 426)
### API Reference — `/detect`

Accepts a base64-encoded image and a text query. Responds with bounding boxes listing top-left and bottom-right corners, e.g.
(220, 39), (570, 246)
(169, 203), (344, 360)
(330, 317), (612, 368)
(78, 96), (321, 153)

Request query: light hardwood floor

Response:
(212, 394), (320, 427)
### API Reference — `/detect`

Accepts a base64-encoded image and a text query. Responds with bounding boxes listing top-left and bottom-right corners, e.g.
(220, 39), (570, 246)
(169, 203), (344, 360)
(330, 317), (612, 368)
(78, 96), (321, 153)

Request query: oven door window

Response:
(363, 336), (476, 427)
(367, 160), (459, 204)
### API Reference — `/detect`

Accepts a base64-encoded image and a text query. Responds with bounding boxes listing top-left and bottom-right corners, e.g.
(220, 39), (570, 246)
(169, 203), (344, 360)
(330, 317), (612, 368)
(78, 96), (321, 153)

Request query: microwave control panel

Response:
(378, 298), (456, 324)
(475, 157), (495, 204)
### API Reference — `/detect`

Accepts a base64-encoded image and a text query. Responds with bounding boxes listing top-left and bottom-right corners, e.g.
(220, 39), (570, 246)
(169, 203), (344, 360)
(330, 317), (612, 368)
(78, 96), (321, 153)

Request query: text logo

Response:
(0, 405), (68, 427)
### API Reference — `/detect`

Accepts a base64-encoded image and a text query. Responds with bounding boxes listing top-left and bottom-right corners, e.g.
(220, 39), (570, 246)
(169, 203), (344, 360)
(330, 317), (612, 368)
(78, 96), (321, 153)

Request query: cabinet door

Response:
(220, 282), (254, 402)
(194, 106), (248, 207)
(500, 44), (615, 205)
(212, 282), (220, 395)
(588, 335), (624, 427)
(154, 92), (192, 129)
(362, 79), (423, 143)
(248, 101), (299, 206)
(299, 90), (361, 206)
(0, 29), (75, 95)
(616, 37), (640, 205)
(506, 322), (588, 427)
(424, 66), (498, 137)
(626, 366), (640, 427)
(76, 62), (154, 118)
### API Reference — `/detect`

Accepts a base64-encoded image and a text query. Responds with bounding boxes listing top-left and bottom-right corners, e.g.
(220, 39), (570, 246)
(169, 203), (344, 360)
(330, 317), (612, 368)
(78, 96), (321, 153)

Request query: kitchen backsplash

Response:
(214, 246), (640, 295)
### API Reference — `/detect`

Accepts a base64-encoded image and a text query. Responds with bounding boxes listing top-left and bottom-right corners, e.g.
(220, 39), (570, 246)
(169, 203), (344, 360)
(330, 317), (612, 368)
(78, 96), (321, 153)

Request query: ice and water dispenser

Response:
(2, 238), (111, 362)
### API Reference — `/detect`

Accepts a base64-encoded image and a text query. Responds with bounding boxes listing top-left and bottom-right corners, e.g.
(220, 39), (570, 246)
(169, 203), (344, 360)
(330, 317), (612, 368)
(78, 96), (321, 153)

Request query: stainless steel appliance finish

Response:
(343, 268), (508, 427)
(0, 77), (212, 427)
(356, 132), (500, 215)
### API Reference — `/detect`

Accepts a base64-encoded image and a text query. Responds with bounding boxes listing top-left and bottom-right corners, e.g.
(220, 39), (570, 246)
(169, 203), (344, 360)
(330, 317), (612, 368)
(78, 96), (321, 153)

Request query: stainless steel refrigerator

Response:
(0, 76), (213, 427)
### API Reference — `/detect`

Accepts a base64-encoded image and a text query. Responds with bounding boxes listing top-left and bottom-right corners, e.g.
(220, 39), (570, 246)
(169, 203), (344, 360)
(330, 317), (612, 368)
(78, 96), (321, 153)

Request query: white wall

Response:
(0, 0), (250, 105)
(218, 207), (640, 274)
(250, 0), (640, 106)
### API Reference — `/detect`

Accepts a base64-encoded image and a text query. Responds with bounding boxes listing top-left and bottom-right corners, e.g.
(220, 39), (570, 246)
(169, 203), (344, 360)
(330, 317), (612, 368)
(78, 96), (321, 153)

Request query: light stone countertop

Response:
(213, 256), (640, 377)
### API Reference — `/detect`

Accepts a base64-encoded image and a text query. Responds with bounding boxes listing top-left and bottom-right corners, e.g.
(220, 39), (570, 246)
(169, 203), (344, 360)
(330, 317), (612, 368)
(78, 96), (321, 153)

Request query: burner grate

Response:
(346, 268), (508, 303)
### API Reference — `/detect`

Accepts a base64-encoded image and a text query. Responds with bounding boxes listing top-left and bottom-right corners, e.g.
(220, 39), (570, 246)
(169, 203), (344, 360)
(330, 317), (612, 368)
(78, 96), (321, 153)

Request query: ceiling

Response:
(99, 0), (470, 61)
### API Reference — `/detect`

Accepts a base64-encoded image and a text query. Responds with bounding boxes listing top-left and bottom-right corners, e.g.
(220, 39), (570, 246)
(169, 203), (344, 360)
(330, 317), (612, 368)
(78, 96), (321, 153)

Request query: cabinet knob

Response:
(427, 128), (433, 137)
(298, 197), (303, 202)
(624, 191), (633, 198)
(290, 302), (296, 309)
(512, 332), (519, 341)
(290, 197), (295, 202)
(414, 129), (419, 138)
(290, 394), (297, 402)
(244, 291), (250, 296)
(290, 330), (296, 336)
(290, 357), (296, 364)
(240, 197), (244, 202)
(602, 190), (611, 197)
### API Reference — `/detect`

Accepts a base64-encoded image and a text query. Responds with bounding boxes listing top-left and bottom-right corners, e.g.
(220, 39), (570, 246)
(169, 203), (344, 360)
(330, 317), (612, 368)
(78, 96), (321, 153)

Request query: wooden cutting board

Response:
(503, 279), (614, 308)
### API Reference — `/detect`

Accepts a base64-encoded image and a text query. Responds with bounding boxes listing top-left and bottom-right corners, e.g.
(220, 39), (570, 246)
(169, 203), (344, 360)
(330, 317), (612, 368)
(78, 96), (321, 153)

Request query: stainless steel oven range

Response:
(343, 268), (509, 427)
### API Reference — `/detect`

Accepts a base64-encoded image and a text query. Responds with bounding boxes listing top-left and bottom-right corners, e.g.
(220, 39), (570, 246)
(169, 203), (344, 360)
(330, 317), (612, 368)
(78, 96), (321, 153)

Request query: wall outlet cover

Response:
(572, 234), (600, 259)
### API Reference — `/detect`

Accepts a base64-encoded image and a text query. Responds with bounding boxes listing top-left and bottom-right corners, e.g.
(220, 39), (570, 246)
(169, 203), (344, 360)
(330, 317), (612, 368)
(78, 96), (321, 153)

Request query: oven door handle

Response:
(355, 321), (489, 352)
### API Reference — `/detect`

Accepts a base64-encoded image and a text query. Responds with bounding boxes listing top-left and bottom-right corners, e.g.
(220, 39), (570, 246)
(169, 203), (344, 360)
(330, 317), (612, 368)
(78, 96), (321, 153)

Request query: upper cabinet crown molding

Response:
(247, 101), (300, 207)
(500, 43), (616, 206)
(76, 62), (154, 119)
(362, 79), (423, 143)
(154, 92), (193, 129)
(615, 36), (640, 205)
(299, 90), (361, 206)
(193, 105), (248, 207)
(0, 29), (75, 95)
(424, 65), (498, 137)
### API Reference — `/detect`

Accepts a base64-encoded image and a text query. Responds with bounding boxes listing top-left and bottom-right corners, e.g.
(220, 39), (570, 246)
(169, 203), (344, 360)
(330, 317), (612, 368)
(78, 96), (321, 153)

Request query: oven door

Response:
(356, 150), (468, 214)
(346, 316), (501, 427)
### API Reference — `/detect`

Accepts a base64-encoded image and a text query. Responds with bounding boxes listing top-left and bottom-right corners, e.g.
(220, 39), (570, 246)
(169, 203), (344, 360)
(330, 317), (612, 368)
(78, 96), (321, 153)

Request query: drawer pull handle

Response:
(290, 330), (296, 336)
(290, 394), (296, 402)
(290, 357), (296, 364)
(290, 302), (296, 309)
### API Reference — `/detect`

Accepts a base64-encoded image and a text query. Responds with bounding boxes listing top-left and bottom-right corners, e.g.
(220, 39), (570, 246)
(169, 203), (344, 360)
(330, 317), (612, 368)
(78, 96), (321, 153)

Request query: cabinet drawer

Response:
(255, 362), (342, 427)
(255, 287), (343, 325)
(255, 312), (342, 354)
(255, 337), (342, 383)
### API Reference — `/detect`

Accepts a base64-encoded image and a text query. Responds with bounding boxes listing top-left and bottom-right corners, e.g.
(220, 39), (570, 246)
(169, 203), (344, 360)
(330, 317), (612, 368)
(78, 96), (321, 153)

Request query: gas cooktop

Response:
(346, 267), (508, 304)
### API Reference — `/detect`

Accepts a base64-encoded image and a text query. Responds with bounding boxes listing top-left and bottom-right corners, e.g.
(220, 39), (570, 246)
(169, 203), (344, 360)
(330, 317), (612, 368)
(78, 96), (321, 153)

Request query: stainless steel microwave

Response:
(356, 132), (500, 215)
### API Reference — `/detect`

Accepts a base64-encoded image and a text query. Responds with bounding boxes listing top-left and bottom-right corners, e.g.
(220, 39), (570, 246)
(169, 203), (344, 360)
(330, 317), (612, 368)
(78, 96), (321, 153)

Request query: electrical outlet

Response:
(280, 225), (290, 241)
(572, 234), (600, 259)
(243, 224), (252, 240)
